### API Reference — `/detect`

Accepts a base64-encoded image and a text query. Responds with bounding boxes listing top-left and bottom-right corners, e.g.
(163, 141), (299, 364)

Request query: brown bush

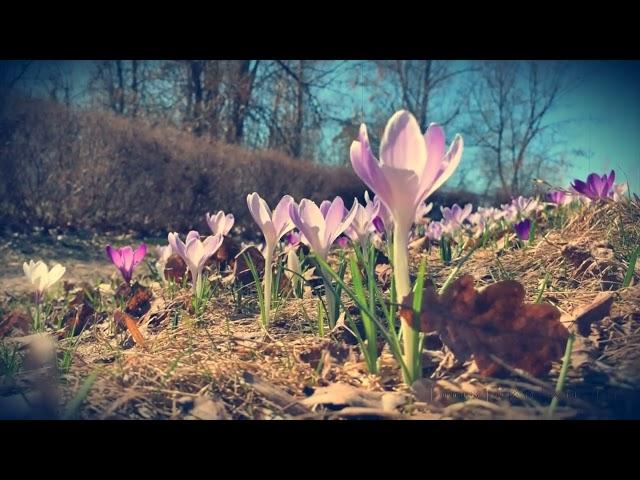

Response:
(0, 94), (482, 236)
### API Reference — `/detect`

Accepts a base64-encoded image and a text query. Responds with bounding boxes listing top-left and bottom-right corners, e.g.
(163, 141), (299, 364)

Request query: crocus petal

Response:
(272, 195), (295, 239)
(168, 233), (186, 259)
(106, 245), (122, 268)
(571, 179), (589, 196)
(319, 200), (332, 217)
(247, 193), (276, 245)
(133, 243), (147, 266)
(295, 199), (325, 256)
(332, 198), (359, 246)
(324, 197), (346, 244)
(121, 246), (135, 272)
(350, 126), (393, 212)
(46, 264), (66, 289)
(224, 213), (234, 235)
(423, 134), (464, 200)
(380, 110), (427, 173)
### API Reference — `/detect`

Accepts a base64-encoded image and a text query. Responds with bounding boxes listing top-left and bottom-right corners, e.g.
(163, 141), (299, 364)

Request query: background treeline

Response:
(0, 60), (571, 233)
(0, 94), (479, 235)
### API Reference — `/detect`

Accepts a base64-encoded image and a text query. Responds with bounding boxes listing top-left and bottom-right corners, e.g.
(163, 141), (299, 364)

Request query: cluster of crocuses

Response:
(419, 196), (544, 244)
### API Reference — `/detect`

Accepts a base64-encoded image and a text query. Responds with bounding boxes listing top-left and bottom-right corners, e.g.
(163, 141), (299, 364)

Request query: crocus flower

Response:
(286, 231), (302, 247)
(351, 111), (462, 262)
(571, 171), (615, 200)
(467, 212), (486, 237)
(478, 206), (504, 224)
(546, 190), (566, 206)
(206, 211), (234, 236)
(514, 219), (531, 241)
(336, 236), (350, 249)
(155, 245), (173, 282)
(23, 260), (65, 304)
(247, 193), (295, 251)
(441, 203), (473, 227)
(344, 197), (380, 251)
(613, 182), (628, 202)
(365, 191), (393, 241)
(168, 231), (223, 292)
(425, 221), (444, 241)
(106, 244), (147, 284)
(289, 196), (358, 328)
(289, 197), (358, 260)
(285, 248), (302, 294)
(246, 193), (296, 325)
(351, 110), (463, 383)
(415, 201), (433, 224)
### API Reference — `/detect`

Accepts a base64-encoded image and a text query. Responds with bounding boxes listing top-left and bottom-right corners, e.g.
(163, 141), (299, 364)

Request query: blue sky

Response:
(4, 60), (639, 194)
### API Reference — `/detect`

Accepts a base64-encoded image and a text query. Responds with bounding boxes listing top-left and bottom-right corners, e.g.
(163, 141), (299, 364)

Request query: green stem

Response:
(548, 333), (575, 418)
(323, 271), (337, 329)
(394, 223), (416, 384)
(263, 247), (273, 327)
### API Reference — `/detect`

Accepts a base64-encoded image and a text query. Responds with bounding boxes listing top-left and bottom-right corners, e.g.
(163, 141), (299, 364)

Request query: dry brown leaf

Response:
(178, 395), (230, 420)
(400, 275), (569, 377)
(567, 292), (615, 336)
(231, 245), (265, 287)
(62, 289), (98, 336)
(301, 383), (406, 412)
(0, 310), (30, 337)
(114, 282), (152, 318)
(212, 236), (241, 266)
(114, 310), (147, 349)
(164, 254), (187, 283)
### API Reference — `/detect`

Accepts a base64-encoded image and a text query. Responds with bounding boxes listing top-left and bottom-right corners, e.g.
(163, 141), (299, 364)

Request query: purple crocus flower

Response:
(425, 221), (444, 241)
(571, 170), (615, 200)
(514, 219), (531, 241)
(336, 236), (350, 249)
(106, 244), (147, 284)
(546, 190), (567, 205)
(441, 203), (473, 227)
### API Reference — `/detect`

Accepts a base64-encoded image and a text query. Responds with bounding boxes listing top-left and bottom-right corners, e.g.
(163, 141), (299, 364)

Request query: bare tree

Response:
(466, 61), (570, 199)
(375, 60), (472, 130)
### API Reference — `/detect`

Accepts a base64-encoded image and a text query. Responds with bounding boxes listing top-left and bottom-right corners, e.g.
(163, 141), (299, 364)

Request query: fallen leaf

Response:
(62, 289), (98, 336)
(301, 383), (406, 412)
(566, 292), (615, 336)
(178, 395), (229, 420)
(399, 275), (569, 377)
(114, 310), (147, 349)
(231, 245), (265, 287)
(164, 254), (187, 283)
(0, 310), (30, 337)
(375, 263), (393, 289)
(115, 282), (152, 318)
(212, 236), (241, 266)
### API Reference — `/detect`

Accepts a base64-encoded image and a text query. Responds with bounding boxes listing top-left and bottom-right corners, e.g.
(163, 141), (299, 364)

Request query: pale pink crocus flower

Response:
(344, 197), (380, 252)
(289, 196), (358, 327)
(168, 231), (223, 293)
(246, 193), (296, 325)
(350, 110), (463, 383)
(206, 211), (234, 236)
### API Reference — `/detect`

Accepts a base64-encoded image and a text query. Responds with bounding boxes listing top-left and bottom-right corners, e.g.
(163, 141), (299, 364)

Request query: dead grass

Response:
(3, 199), (640, 420)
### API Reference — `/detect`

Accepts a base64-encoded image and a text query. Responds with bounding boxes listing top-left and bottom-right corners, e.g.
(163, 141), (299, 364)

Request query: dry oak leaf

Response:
(399, 275), (569, 377)
(114, 310), (147, 349)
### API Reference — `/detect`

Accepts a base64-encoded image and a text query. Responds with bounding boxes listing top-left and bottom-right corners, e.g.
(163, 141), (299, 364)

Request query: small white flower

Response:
(23, 260), (65, 296)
